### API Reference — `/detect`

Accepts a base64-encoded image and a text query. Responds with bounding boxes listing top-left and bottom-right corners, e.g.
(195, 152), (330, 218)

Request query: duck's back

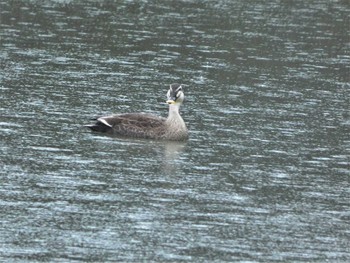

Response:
(88, 113), (167, 139)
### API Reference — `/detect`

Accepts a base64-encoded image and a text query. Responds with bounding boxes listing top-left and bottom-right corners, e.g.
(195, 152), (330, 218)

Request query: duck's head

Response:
(166, 83), (184, 105)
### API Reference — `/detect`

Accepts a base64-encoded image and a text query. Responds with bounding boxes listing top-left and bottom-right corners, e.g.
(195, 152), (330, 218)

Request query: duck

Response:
(85, 83), (188, 141)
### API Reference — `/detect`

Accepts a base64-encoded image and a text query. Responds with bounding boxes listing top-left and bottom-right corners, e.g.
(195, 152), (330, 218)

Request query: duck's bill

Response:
(166, 100), (176, 104)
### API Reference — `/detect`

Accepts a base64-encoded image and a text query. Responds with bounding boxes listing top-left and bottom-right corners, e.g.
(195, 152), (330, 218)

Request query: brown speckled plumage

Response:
(85, 84), (188, 141)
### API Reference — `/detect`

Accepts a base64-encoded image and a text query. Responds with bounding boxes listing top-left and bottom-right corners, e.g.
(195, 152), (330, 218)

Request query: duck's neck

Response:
(167, 104), (182, 122)
(165, 103), (188, 139)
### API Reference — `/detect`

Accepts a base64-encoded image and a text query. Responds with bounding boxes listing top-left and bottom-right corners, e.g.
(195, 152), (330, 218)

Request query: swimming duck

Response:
(85, 83), (188, 141)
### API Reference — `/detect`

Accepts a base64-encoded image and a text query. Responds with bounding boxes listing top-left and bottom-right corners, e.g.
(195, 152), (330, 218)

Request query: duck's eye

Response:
(175, 85), (182, 93)
(176, 91), (183, 98)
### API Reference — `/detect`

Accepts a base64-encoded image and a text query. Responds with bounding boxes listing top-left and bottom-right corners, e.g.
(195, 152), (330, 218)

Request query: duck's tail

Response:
(84, 120), (112, 133)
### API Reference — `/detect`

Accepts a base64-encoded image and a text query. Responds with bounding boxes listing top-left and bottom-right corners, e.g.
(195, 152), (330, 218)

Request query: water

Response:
(1, 0), (349, 262)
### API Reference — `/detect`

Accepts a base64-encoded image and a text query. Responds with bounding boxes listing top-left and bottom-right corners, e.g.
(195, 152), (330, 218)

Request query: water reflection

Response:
(161, 140), (187, 173)
(86, 134), (187, 175)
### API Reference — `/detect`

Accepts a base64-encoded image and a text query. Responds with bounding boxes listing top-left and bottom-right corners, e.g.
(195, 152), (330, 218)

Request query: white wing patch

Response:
(98, 118), (112, 127)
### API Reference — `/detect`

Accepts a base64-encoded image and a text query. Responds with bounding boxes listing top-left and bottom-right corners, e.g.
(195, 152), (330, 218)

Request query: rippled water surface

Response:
(1, 0), (349, 262)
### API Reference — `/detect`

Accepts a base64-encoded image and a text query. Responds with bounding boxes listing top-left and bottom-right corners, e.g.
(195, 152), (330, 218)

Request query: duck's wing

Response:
(87, 113), (167, 138)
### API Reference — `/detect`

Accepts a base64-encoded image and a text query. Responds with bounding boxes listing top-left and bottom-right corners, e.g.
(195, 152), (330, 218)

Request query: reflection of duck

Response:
(162, 140), (187, 173)
(85, 84), (188, 141)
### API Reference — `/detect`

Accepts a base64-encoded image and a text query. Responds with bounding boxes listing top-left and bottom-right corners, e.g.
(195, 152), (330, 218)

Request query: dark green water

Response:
(1, 0), (349, 262)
